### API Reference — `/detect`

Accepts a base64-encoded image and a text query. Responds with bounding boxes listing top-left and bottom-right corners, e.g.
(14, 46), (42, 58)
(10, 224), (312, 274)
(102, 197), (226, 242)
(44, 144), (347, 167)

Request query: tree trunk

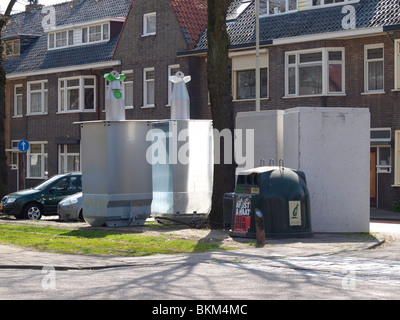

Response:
(207, 0), (235, 228)
(0, 0), (18, 197)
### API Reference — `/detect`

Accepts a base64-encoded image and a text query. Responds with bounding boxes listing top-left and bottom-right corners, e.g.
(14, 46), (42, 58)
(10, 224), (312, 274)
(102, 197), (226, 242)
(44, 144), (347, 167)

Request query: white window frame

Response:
(27, 80), (48, 115)
(374, 146), (391, 174)
(395, 40), (400, 90)
(49, 23), (109, 50)
(167, 64), (180, 106)
(58, 144), (81, 174)
(394, 130), (400, 186)
(261, 0), (298, 16)
(14, 84), (23, 117)
(285, 47), (345, 97)
(82, 24), (110, 44)
(58, 76), (96, 113)
(8, 140), (20, 170)
(143, 67), (155, 108)
(27, 142), (48, 179)
(364, 43), (384, 94)
(143, 12), (156, 36)
(122, 70), (134, 109)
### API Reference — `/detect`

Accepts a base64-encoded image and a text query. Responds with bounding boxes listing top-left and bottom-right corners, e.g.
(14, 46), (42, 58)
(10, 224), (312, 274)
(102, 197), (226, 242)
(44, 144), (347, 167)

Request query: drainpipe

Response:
(255, 0), (260, 112)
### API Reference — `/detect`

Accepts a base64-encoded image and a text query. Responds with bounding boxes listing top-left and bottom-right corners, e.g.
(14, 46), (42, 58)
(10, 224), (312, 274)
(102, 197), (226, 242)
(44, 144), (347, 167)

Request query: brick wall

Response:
(5, 68), (109, 190)
(114, 0), (189, 120)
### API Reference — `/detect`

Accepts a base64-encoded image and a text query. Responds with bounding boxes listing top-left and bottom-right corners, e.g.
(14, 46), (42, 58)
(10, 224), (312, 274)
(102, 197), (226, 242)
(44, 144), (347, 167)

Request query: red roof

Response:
(169, 0), (208, 48)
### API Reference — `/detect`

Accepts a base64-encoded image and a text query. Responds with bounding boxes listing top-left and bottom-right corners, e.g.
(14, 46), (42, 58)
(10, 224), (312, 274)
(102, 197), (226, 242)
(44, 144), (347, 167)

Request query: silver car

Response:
(57, 192), (84, 221)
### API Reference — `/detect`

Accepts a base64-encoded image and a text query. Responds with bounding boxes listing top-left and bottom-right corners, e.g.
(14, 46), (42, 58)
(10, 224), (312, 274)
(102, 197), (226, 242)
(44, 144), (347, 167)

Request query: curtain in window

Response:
(299, 66), (322, 95)
(368, 61), (384, 91)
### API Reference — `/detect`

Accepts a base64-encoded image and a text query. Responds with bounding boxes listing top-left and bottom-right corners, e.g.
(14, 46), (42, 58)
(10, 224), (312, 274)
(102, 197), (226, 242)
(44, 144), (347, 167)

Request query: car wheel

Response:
(23, 204), (43, 220)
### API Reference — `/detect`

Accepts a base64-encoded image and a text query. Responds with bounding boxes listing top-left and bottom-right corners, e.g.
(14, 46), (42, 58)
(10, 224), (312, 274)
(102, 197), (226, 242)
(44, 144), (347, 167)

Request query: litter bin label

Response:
(234, 196), (251, 232)
(289, 201), (302, 226)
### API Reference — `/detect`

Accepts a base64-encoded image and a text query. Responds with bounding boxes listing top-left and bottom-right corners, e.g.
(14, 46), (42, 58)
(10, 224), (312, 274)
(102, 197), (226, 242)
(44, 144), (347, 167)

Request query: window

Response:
(14, 84), (23, 117)
(261, 0), (297, 15)
(376, 146), (391, 173)
(285, 48), (345, 97)
(236, 69), (268, 100)
(52, 176), (81, 192)
(395, 40), (400, 90)
(371, 128), (391, 143)
(27, 80), (48, 115)
(82, 23), (109, 43)
(228, 0), (251, 20)
(168, 64), (180, 106)
(371, 129), (391, 173)
(3, 39), (20, 57)
(122, 71), (134, 109)
(58, 76), (96, 113)
(143, 12), (156, 36)
(49, 31), (70, 49)
(394, 131), (400, 186)
(8, 140), (20, 170)
(230, 49), (269, 100)
(27, 142), (48, 178)
(49, 23), (109, 50)
(365, 44), (384, 93)
(143, 68), (155, 107)
(58, 144), (80, 173)
(312, 0), (359, 6)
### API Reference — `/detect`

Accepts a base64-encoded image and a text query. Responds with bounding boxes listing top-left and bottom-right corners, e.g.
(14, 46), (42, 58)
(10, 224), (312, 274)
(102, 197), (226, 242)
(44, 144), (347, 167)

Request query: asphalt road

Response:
(1, 222), (400, 302)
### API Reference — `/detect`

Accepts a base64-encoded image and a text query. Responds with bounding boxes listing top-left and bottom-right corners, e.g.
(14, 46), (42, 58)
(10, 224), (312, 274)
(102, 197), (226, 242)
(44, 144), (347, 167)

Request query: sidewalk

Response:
(0, 209), (397, 270)
(370, 208), (400, 221)
(0, 230), (386, 271)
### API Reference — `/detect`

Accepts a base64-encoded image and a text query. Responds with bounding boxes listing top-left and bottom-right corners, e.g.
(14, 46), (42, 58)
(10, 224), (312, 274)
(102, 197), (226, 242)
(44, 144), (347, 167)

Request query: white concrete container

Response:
(235, 107), (370, 233)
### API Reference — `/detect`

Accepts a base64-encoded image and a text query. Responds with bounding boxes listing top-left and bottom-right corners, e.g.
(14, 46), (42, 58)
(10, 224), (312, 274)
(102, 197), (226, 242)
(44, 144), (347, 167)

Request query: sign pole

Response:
(255, 0), (260, 112)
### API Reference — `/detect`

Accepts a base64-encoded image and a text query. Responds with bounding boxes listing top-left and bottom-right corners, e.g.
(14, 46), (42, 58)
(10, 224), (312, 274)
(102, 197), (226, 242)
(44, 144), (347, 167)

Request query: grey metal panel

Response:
(81, 122), (109, 195)
(106, 121), (153, 194)
(151, 120), (213, 215)
(79, 120), (154, 226)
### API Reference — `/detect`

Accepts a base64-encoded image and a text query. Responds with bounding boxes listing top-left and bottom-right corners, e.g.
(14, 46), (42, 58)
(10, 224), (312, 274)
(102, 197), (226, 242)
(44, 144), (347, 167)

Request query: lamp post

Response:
(255, 0), (260, 112)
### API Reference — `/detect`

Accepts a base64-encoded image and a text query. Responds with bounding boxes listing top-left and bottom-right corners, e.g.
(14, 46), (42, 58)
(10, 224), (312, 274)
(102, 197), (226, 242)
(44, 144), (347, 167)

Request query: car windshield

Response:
(33, 175), (65, 191)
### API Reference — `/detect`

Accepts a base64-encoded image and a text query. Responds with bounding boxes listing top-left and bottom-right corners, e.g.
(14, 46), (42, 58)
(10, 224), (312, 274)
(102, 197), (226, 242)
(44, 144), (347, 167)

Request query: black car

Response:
(0, 173), (82, 220)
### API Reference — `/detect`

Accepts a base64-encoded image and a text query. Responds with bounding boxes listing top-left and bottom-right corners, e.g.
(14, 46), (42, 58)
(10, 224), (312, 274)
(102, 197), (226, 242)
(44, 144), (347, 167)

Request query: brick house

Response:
(182, 0), (400, 209)
(2, 0), (209, 194)
(2, 0), (131, 192)
(112, 0), (209, 120)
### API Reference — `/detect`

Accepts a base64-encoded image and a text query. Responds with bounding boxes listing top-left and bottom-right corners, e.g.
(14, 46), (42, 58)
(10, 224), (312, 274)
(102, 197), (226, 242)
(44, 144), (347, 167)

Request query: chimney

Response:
(25, 1), (43, 14)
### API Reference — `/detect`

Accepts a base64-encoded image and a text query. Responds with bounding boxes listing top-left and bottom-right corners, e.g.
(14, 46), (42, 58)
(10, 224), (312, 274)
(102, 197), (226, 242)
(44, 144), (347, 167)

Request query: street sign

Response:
(17, 139), (30, 152)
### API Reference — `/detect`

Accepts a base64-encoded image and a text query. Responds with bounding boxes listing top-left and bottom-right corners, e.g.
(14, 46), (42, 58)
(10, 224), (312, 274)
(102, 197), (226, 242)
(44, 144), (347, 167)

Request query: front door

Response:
(370, 148), (377, 207)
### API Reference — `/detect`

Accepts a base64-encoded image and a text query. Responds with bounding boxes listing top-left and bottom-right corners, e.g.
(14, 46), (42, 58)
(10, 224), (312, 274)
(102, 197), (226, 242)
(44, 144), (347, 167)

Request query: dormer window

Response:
(227, 0), (251, 20)
(82, 24), (109, 43)
(48, 22), (110, 50)
(2, 39), (20, 57)
(260, 0), (297, 16)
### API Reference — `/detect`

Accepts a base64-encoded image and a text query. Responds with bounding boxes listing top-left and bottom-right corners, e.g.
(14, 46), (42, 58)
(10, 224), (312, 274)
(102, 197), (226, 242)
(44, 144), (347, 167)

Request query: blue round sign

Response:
(17, 139), (30, 152)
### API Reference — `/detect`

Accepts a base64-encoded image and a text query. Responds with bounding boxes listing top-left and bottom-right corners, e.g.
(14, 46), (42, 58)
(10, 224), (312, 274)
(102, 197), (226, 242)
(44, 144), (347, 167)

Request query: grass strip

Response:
(0, 224), (230, 256)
